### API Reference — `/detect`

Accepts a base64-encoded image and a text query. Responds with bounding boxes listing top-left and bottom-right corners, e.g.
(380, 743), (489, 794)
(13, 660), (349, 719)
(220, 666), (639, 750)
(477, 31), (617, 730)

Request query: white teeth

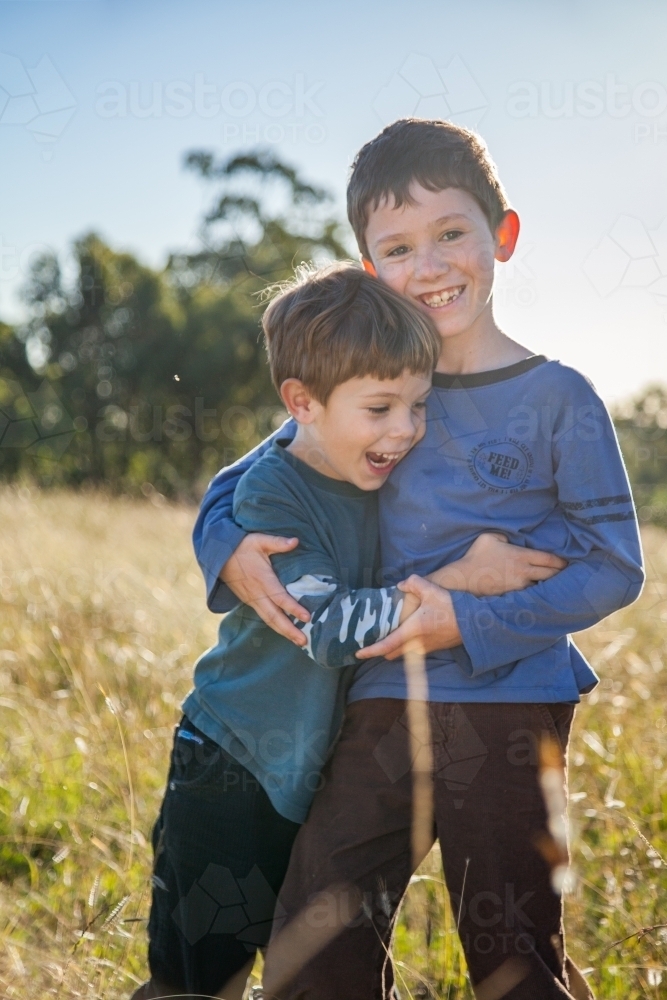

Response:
(423, 286), (464, 307)
(367, 452), (400, 468)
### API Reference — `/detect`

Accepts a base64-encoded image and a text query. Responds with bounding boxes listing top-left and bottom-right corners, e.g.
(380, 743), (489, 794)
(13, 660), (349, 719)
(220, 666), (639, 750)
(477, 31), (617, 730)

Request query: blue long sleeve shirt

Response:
(185, 442), (403, 822)
(193, 356), (645, 704)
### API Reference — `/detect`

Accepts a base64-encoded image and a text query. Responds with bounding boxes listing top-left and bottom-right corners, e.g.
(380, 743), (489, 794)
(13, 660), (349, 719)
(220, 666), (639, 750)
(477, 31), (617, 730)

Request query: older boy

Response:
(194, 121), (644, 999)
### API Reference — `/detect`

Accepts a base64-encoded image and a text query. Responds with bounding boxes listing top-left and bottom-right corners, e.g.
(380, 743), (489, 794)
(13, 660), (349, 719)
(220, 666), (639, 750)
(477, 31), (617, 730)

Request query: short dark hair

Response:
(262, 262), (440, 403)
(347, 118), (510, 259)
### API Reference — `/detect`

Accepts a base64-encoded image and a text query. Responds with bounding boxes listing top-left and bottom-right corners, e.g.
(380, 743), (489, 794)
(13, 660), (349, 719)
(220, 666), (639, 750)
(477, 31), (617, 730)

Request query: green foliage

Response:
(613, 385), (667, 528)
(0, 150), (349, 497)
(0, 788), (32, 883)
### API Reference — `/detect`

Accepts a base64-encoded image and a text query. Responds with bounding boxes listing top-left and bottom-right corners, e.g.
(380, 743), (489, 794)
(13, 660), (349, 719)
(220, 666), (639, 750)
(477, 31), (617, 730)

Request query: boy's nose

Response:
(412, 246), (450, 280)
(388, 412), (421, 441)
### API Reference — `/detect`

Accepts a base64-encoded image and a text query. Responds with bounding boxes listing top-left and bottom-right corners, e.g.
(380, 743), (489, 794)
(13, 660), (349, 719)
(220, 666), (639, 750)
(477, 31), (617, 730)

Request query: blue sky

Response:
(2, 0), (667, 401)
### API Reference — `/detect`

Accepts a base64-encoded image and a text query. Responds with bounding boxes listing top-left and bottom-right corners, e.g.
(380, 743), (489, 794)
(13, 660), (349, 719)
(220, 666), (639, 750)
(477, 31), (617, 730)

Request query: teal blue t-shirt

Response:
(182, 442), (400, 823)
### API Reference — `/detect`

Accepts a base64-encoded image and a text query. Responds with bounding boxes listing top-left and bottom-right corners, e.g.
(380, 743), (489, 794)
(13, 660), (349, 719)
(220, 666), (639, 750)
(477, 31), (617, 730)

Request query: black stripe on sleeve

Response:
(560, 494), (632, 511)
(564, 510), (636, 526)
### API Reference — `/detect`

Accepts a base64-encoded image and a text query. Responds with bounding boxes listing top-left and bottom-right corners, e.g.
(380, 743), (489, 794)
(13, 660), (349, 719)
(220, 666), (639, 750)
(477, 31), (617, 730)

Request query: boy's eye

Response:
(386, 244), (410, 257)
(368, 406), (390, 415)
(413, 400), (427, 411)
(441, 229), (464, 242)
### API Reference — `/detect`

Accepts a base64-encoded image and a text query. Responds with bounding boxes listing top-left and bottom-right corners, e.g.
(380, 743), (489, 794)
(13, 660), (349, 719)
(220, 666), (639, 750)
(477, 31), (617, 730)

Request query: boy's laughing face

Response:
(364, 184), (516, 354)
(283, 370), (431, 491)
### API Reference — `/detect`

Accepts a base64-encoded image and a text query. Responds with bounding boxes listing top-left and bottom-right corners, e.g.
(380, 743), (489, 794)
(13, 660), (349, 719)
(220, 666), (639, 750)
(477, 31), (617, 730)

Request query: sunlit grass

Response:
(0, 486), (665, 998)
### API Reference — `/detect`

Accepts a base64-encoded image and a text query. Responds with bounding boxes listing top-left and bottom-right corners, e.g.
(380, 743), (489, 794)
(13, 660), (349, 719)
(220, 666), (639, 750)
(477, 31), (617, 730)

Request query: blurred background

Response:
(0, 0), (666, 520)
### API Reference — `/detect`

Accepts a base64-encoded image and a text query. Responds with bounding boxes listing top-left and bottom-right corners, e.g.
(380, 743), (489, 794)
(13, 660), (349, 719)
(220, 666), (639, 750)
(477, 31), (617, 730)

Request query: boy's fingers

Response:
(397, 574), (430, 595)
(356, 638), (388, 658)
(260, 535), (300, 554)
(273, 591), (311, 623)
(527, 566), (561, 582)
(356, 639), (389, 659)
(529, 550), (567, 569)
(252, 598), (307, 645)
(357, 625), (411, 659)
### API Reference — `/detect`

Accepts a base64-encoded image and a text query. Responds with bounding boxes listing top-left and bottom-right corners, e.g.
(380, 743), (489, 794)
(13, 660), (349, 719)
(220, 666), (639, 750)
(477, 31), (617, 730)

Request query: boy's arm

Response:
(283, 574), (406, 668)
(362, 384), (645, 674)
(234, 485), (406, 669)
(193, 418), (297, 612)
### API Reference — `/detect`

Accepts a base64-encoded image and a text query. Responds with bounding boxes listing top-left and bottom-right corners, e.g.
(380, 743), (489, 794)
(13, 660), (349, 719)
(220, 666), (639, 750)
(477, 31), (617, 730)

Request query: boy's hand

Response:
(430, 533), (567, 597)
(356, 576), (461, 661)
(220, 533), (310, 646)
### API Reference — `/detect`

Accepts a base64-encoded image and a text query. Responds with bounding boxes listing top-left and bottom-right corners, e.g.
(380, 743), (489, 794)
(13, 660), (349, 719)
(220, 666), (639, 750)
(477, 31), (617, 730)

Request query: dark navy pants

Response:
(146, 717), (300, 997)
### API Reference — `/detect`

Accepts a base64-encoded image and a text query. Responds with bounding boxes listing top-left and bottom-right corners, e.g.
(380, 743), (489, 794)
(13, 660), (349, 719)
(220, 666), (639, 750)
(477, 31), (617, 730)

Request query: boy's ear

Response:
(280, 379), (318, 423)
(362, 257), (377, 277)
(494, 210), (520, 262)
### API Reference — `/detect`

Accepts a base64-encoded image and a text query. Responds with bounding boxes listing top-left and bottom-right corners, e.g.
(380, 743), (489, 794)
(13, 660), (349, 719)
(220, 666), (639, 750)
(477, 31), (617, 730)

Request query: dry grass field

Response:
(0, 486), (665, 999)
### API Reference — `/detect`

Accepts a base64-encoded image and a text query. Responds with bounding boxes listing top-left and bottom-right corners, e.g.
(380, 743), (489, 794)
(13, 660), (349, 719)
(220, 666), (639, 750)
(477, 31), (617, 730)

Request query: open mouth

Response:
(420, 285), (466, 308)
(366, 451), (403, 475)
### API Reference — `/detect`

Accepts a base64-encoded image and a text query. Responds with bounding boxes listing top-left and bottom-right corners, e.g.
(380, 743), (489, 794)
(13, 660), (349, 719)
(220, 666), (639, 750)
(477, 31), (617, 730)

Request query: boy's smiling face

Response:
(283, 370), (431, 491)
(364, 184), (517, 356)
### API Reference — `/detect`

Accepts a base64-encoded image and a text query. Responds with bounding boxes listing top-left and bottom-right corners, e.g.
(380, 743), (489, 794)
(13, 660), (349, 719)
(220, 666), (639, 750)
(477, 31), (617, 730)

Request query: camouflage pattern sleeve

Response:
(285, 575), (404, 669)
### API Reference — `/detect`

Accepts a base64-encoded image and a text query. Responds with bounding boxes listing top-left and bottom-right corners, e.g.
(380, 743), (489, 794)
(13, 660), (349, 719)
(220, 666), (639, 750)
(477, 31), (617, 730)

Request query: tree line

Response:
(0, 151), (346, 497)
(0, 149), (665, 526)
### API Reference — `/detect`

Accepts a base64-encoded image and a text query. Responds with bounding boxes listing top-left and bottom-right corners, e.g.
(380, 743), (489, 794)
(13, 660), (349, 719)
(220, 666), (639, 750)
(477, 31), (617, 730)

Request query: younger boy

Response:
(194, 120), (644, 1000)
(133, 263), (553, 1000)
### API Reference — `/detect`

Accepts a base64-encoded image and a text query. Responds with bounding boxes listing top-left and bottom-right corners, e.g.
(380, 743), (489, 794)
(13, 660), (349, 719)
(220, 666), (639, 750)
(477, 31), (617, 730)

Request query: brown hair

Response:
(262, 261), (440, 403)
(347, 118), (511, 259)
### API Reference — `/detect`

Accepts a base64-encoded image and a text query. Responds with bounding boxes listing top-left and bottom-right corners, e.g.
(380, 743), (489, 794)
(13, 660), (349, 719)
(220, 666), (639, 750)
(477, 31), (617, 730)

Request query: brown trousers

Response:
(264, 699), (589, 1000)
